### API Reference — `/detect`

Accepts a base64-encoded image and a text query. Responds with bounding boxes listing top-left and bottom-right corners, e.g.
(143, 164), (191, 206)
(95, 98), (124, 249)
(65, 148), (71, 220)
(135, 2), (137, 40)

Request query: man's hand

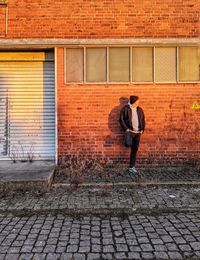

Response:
(126, 129), (131, 132)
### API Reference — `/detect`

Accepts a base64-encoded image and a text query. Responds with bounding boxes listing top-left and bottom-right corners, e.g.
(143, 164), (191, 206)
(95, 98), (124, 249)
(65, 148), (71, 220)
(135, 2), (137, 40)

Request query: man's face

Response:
(133, 99), (139, 107)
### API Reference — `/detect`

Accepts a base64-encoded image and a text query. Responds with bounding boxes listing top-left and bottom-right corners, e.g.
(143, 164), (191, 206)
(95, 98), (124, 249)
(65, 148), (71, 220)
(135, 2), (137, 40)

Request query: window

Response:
(64, 46), (199, 84)
(86, 48), (107, 82)
(179, 47), (200, 82)
(155, 47), (177, 83)
(65, 48), (84, 83)
(132, 47), (153, 82)
(109, 47), (130, 82)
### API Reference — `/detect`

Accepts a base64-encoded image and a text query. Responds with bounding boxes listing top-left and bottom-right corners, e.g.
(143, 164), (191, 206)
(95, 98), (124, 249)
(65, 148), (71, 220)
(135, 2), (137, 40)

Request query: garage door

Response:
(0, 52), (55, 161)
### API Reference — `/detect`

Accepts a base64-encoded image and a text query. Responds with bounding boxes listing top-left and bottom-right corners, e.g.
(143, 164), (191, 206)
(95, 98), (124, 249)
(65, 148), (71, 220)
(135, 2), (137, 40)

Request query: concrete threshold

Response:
(0, 161), (55, 192)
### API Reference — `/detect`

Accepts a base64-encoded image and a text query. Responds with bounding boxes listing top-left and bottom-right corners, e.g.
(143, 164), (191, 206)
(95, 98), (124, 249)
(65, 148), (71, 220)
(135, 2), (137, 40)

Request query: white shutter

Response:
(0, 52), (55, 161)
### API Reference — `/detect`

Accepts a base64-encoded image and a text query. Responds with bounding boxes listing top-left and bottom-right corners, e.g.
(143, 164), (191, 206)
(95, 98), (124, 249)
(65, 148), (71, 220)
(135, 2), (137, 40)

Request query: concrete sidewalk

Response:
(0, 161), (55, 192)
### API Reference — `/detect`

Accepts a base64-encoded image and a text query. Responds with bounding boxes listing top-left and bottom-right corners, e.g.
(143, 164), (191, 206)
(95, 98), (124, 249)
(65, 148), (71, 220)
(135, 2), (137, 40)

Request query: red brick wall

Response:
(0, 5), (6, 37)
(4, 0), (199, 38)
(57, 48), (200, 166)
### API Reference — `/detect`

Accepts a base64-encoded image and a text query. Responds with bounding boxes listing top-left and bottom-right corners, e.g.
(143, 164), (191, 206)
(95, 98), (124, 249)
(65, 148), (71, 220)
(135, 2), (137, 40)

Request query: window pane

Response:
(65, 48), (83, 82)
(132, 47), (153, 82)
(109, 47), (130, 82)
(179, 47), (200, 81)
(86, 48), (107, 82)
(155, 47), (176, 82)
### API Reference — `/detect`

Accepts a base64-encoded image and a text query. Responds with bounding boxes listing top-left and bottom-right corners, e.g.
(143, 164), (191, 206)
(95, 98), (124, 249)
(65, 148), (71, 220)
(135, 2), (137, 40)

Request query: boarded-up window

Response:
(155, 47), (176, 83)
(179, 47), (200, 82)
(109, 48), (130, 82)
(132, 47), (153, 82)
(65, 48), (84, 83)
(86, 48), (107, 82)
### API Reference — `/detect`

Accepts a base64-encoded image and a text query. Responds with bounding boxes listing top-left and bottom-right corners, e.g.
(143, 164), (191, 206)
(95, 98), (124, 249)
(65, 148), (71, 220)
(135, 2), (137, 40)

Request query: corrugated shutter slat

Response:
(0, 56), (55, 160)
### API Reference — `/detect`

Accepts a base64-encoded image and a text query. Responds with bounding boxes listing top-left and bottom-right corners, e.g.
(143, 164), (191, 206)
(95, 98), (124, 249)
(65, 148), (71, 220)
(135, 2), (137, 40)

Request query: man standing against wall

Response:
(119, 96), (145, 173)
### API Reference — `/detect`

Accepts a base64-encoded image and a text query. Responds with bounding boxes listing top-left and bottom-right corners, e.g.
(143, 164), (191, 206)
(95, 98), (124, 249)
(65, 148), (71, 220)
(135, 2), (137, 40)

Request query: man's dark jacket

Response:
(119, 105), (145, 132)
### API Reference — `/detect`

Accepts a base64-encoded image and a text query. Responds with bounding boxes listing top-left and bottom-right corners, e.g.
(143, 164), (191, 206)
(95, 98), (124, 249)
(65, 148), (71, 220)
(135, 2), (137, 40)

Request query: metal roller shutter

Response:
(0, 52), (55, 161)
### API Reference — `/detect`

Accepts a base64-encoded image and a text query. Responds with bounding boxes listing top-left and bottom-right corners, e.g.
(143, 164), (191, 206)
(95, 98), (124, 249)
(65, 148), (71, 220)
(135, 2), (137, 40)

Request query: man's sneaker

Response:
(129, 167), (137, 174)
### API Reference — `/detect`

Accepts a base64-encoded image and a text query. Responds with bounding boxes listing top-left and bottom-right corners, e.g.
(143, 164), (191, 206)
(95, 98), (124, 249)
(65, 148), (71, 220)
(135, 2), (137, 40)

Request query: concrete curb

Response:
(0, 207), (200, 217)
(52, 181), (200, 189)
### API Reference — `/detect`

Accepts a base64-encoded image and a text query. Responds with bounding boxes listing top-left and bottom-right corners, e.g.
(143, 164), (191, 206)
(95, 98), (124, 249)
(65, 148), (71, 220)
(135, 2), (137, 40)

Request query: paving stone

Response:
(116, 244), (128, 252)
(141, 252), (155, 259)
(130, 245), (142, 252)
(154, 244), (167, 251)
(66, 245), (78, 253)
(141, 243), (154, 252)
(78, 246), (90, 253)
(161, 235), (174, 243)
(87, 253), (100, 260)
(46, 253), (61, 260)
(32, 247), (44, 253)
(8, 247), (21, 253)
(56, 247), (66, 253)
(60, 253), (73, 260)
(151, 238), (164, 245)
(128, 252), (141, 259)
(101, 253), (113, 259)
(154, 251), (169, 259)
(168, 251), (183, 259)
(173, 236), (186, 244)
(72, 253), (86, 260)
(178, 244), (192, 251)
(138, 237), (150, 243)
(4, 254), (20, 260)
(114, 252), (127, 259)
(166, 243), (179, 251)
(103, 245), (115, 253)
(190, 242), (200, 250)
(20, 246), (33, 253)
(43, 245), (56, 253)
(92, 244), (101, 253)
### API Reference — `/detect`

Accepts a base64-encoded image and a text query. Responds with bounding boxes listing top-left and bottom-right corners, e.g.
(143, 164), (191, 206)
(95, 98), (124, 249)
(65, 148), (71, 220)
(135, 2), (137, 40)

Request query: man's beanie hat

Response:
(130, 95), (139, 104)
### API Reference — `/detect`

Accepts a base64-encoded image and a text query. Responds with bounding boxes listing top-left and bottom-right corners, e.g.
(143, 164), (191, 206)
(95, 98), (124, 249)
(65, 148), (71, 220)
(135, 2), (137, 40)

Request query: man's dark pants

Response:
(130, 133), (141, 167)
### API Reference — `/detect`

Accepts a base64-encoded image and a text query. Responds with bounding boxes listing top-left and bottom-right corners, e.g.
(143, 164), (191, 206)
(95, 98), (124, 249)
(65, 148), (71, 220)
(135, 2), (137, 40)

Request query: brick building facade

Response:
(0, 0), (199, 166)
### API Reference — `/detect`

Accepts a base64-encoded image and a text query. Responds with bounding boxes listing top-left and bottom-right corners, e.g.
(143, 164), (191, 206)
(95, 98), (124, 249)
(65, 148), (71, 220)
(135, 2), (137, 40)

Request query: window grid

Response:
(154, 47), (177, 84)
(130, 47), (132, 83)
(132, 47), (154, 83)
(83, 46), (86, 83)
(177, 47), (179, 82)
(178, 46), (200, 82)
(153, 47), (155, 83)
(109, 47), (130, 83)
(106, 47), (109, 83)
(64, 46), (200, 84)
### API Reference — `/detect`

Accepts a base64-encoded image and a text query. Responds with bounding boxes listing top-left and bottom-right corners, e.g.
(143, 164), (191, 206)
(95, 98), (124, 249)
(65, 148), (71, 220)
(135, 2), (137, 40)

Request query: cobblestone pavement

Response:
(54, 166), (200, 184)
(0, 213), (200, 259)
(0, 187), (200, 215)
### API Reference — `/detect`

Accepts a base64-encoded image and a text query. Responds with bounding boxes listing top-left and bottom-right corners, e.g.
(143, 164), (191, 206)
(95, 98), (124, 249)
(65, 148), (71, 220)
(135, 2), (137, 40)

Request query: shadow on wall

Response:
(104, 97), (129, 147)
